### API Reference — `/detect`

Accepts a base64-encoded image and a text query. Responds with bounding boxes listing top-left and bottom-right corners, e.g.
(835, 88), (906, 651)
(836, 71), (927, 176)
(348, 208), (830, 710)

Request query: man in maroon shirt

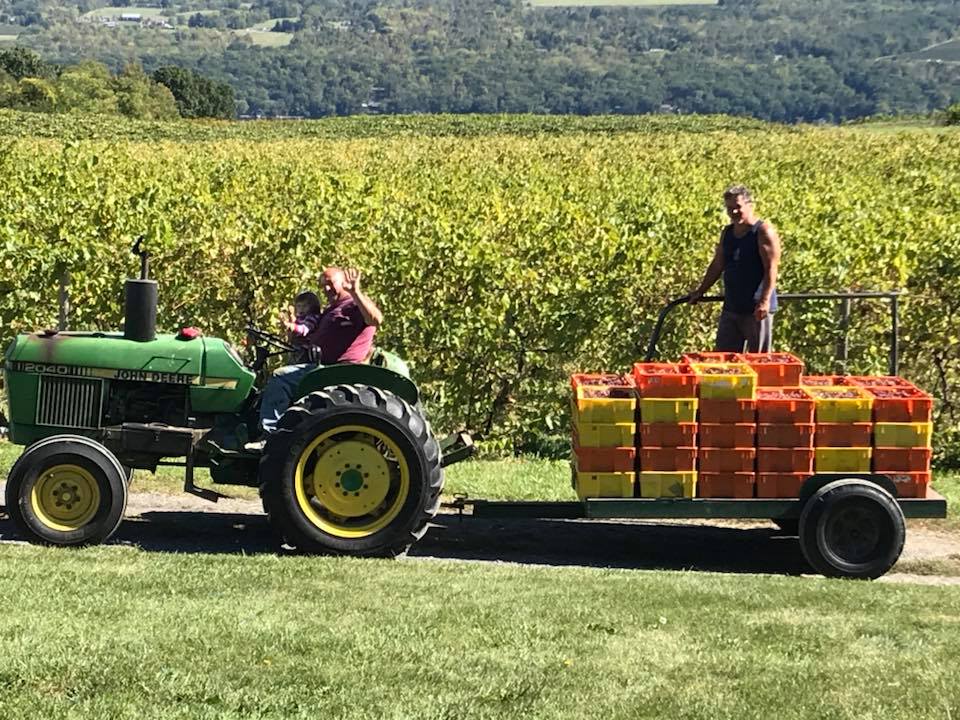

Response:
(248, 267), (383, 447)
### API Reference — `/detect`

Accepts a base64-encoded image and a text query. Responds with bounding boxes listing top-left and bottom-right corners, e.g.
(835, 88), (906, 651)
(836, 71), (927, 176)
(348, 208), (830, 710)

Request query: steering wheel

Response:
(245, 323), (295, 353)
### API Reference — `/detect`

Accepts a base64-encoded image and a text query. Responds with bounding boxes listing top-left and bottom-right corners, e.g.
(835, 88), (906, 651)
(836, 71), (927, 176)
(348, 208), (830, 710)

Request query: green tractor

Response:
(2, 246), (473, 555)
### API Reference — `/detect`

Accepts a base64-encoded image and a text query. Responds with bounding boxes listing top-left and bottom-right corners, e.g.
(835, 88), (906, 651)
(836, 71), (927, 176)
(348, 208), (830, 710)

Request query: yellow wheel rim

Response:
(294, 425), (411, 539)
(30, 464), (101, 532)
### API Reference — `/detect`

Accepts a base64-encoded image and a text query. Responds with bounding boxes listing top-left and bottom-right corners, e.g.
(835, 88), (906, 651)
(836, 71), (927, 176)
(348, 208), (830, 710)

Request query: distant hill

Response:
(0, 0), (958, 120)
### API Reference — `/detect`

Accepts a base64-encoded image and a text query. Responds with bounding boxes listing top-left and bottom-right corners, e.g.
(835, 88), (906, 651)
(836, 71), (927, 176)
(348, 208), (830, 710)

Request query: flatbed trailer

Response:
(452, 292), (946, 580)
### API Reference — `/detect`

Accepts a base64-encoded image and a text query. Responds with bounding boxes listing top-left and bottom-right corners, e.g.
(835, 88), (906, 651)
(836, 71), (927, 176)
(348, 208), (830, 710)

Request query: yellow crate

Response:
(690, 363), (757, 400)
(572, 387), (637, 424)
(639, 471), (697, 498)
(575, 470), (635, 499)
(639, 397), (698, 423)
(874, 422), (932, 448)
(573, 421), (636, 447)
(815, 447), (873, 472)
(808, 386), (873, 423)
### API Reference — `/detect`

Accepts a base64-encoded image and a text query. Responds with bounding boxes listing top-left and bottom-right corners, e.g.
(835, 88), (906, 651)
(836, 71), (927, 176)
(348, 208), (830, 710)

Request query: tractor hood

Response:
(4, 331), (255, 416)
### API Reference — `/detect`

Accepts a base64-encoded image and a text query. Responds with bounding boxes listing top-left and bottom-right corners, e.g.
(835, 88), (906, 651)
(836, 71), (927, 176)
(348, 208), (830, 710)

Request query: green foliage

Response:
(945, 103), (960, 126)
(0, 46), (50, 80)
(152, 64), (236, 119)
(0, 114), (957, 464)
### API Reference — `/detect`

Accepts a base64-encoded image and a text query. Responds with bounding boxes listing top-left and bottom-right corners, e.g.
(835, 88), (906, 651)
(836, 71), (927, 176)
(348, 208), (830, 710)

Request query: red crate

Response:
(815, 422), (873, 447)
(873, 447), (932, 473)
(845, 375), (917, 389)
(639, 423), (697, 448)
(699, 447), (756, 472)
(885, 472), (932, 499)
(699, 423), (756, 448)
(740, 352), (805, 387)
(631, 363), (698, 398)
(756, 388), (815, 424)
(681, 352), (742, 364)
(756, 472), (809, 498)
(570, 373), (636, 397)
(863, 386), (933, 423)
(756, 423), (815, 448)
(699, 472), (756, 498)
(801, 375), (851, 387)
(639, 447), (697, 472)
(572, 444), (636, 473)
(698, 399), (756, 423)
(757, 448), (814, 473)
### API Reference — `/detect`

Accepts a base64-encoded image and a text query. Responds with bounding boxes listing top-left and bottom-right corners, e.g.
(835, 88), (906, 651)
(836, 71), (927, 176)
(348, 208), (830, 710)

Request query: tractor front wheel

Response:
(5, 435), (129, 546)
(259, 384), (443, 556)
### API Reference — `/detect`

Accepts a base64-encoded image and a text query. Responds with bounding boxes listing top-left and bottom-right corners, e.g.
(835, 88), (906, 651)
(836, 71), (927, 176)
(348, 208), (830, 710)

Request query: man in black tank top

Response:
(689, 185), (782, 352)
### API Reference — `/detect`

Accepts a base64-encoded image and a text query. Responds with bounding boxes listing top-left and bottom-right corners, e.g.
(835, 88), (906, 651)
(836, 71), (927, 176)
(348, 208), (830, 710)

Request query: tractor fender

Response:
(295, 364), (420, 407)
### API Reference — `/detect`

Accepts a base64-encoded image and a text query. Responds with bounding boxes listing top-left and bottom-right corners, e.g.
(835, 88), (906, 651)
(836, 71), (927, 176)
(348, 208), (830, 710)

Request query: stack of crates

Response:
(848, 376), (934, 498)
(742, 353), (815, 498)
(570, 373), (637, 500)
(803, 377), (874, 474)
(684, 358), (758, 498)
(632, 363), (698, 498)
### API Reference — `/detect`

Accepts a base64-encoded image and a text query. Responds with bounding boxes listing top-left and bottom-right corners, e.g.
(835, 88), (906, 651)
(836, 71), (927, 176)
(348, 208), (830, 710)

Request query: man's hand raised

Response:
(344, 268), (362, 296)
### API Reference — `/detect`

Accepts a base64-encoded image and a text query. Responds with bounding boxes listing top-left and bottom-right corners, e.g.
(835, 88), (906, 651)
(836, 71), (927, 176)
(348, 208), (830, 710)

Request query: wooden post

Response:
(58, 267), (70, 331)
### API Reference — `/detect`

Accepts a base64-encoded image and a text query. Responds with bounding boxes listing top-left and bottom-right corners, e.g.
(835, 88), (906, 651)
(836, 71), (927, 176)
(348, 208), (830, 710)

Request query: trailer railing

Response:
(644, 290), (903, 375)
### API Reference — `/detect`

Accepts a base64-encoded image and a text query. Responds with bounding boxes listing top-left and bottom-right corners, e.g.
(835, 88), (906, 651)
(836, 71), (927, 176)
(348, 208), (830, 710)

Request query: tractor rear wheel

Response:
(259, 384), (443, 556)
(5, 435), (128, 546)
(798, 479), (905, 579)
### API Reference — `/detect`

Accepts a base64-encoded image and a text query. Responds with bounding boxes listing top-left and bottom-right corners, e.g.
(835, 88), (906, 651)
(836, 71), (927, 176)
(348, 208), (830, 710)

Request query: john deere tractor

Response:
(2, 245), (472, 555)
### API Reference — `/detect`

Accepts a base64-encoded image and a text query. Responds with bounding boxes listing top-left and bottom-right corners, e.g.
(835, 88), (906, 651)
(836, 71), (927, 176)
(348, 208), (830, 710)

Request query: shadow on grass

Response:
(0, 506), (809, 575)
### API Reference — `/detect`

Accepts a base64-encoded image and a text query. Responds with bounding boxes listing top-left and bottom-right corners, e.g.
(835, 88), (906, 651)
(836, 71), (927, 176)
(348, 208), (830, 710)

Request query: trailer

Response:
(448, 292), (947, 580)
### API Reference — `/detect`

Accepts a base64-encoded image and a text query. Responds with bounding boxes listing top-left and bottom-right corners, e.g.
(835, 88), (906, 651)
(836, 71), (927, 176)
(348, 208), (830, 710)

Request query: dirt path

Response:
(2, 489), (957, 583)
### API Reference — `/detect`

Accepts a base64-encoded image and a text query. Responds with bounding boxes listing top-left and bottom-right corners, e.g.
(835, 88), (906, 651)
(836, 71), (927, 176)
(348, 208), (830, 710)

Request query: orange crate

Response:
(756, 423), (815, 448)
(639, 447), (697, 472)
(639, 423), (697, 448)
(815, 422), (873, 447)
(698, 472), (756, 498)
(572, 445), (636, 473)
(885, 471), (932, 499)
(698, 399), (756, 423)
(699, 423), (756, 448)
(631, 363), (698, 398)
(740, 352), (804, 387)
(863, 386), (933, 423)
(757, 448), (814, 473)
(756, 472), (809, 498)
(699, 447), (756, 473)
(756, 388), (815, 424)
(873, 447), (932, 472)
(845, 375), (917, 389)
(801, 375), (850, 387)
(681, 352), (742, 364)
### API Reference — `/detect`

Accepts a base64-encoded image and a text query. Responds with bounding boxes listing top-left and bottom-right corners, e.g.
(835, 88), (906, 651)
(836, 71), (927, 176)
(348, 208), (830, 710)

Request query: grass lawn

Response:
(83, 6), (165, 18)
(0, 34), (18, 43)
(0, 545), (959, 718)
(234, 28), (294, 46)
(528, 0), (716, 6)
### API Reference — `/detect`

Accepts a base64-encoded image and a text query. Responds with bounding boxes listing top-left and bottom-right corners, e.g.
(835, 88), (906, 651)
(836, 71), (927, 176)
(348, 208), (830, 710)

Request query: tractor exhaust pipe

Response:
(123, 237), (157, 342)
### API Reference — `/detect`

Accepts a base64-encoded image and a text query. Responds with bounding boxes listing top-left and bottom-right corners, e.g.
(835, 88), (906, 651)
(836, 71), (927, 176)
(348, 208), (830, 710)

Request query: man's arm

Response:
(755, 222), (781, 321)
(343, 268), (384, 328)
(689, 237), (725, 303)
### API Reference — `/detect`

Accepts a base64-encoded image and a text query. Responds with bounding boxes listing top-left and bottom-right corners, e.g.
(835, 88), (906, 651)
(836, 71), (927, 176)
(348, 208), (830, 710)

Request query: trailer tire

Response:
(798, 479), (905, 579)
(260, 384), (443, 557)
(5, 435), (128, 546)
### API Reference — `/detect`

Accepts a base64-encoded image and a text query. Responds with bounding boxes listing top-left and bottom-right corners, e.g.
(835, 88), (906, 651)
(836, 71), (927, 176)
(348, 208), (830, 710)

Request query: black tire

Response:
(798, 479), (905, 579)
(259, 384), (443, 556)
(5, 435), (129, 546)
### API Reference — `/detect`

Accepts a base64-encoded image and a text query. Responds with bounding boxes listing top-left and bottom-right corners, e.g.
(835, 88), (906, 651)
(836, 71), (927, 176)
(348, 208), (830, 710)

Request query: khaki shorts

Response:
(715, 310), (774, 353)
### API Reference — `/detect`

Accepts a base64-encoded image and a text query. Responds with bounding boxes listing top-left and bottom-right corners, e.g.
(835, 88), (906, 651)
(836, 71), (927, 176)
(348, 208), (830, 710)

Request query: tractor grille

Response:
(36, 376), (104, 429)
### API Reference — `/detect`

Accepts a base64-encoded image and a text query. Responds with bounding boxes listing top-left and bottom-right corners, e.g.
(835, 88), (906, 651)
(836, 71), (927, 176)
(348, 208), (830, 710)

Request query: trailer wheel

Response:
(260, 384), (443, 556)
(798, 479), (905, 579)
(5, 435), (128, 546)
